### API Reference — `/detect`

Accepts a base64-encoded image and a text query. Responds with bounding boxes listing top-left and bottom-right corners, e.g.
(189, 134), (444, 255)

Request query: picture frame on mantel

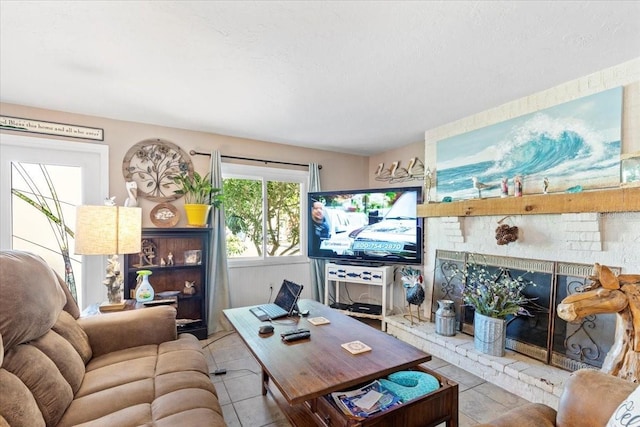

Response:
(621, 152), (640, 187)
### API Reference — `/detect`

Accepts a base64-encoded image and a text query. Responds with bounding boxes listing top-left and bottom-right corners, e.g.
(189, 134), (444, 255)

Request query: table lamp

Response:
(75, 205), (142, 311)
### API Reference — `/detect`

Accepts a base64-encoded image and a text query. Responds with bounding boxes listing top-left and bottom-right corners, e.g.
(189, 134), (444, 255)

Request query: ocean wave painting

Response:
(435, 87), (623, 201)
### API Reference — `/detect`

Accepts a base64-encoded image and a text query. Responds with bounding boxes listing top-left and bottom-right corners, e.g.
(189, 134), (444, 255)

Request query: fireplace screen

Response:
(431, 250), (619, 371)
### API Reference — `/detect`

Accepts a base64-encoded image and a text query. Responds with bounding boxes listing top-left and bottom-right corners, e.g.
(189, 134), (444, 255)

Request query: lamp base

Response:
(99, 300), (127, 312)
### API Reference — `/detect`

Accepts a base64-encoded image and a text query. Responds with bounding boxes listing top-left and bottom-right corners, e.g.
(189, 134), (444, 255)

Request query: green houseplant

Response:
(173, 171), (223, 226)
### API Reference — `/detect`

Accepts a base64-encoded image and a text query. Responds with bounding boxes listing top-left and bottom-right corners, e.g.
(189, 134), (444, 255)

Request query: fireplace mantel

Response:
(418, 187), (640, 217)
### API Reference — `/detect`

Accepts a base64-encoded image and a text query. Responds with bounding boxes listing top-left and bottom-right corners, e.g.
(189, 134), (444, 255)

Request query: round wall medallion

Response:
(122, 138), (193, 202)
(150, 203), (180, 227)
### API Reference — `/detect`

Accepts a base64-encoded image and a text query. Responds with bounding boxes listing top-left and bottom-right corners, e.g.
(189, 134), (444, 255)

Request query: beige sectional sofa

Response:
(0, 250), (226, 427)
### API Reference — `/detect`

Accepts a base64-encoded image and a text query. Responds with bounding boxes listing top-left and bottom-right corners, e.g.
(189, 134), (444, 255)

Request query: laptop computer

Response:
(250, 279), (304, 321)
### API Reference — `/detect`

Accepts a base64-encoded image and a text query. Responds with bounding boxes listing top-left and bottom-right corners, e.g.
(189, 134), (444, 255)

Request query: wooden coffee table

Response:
(224, 299), (458, 426)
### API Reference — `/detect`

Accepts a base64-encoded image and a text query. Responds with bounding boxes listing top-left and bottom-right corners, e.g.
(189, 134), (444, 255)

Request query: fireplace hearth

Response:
(430, 250), (620, 372)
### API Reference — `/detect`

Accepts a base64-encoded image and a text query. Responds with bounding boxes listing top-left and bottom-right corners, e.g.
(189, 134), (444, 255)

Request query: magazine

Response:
(330, 380), (402, 418)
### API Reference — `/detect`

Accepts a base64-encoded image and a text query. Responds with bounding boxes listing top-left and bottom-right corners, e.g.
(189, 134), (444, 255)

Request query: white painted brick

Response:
(442, 222), (461, 229)
(386, 316), (564, 409)
(578, 231), (601, 242)
(440, 217), (459, 223)
(564, 221), (600, 232)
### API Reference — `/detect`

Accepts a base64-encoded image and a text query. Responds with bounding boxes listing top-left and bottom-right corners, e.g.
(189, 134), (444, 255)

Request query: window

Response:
(222, 163), (308, 265)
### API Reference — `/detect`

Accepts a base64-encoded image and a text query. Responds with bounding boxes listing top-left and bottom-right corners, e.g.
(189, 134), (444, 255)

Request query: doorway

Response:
(1, 134), (109, 308)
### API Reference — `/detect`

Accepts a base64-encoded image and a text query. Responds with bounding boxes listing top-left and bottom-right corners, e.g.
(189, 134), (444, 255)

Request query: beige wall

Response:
(367, 140), (425, 189)
(0, 103), (369, 228)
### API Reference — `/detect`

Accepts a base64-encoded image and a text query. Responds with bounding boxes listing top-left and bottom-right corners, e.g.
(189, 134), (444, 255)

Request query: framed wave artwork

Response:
(435, 87), (623, 201)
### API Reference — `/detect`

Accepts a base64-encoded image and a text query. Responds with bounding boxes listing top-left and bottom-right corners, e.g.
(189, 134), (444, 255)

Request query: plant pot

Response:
(184, 204), (211, 227)
(473, 311), (506, 356)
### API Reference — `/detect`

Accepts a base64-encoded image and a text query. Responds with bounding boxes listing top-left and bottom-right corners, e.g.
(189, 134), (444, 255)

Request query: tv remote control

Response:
(282, 331), (311, 342)
(281, 328), (309, 337)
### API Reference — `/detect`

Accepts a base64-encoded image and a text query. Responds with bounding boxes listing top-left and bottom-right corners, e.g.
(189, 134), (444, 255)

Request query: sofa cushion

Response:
(0, 251), (67, 351)
(0, 368), (46, 427)
(30, 330), (86, 394)
(52, 310), (92, 364)
(607, 385), (640, 427)
(3, 344), (73, 426)
(58, 334), (225, 426)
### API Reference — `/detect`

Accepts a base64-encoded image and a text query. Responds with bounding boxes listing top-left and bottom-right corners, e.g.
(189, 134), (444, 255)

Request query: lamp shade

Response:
(75, 206), (142, 255)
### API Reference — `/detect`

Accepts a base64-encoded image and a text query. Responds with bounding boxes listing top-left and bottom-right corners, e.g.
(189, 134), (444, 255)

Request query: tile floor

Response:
(201, 330), (530, 427)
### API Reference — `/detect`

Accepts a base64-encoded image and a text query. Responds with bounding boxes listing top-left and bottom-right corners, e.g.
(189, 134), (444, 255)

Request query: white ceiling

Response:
(1, 1), (639, 156)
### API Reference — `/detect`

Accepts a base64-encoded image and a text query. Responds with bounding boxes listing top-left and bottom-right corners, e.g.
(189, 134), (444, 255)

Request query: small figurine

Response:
(543, 177), (549, 194)
(160, 258), (166, 267)
(514, 175), (523, 197)
(500, 177), (508, 198)
(104, 196), (116, 206)
(124, 181), (139, 207)
(472, 177), (491, 199)
(138, 239), (157, 266)
(183, 280), (196, 295)
(424, 167), (433, 202)
(167, 252), (174, 266)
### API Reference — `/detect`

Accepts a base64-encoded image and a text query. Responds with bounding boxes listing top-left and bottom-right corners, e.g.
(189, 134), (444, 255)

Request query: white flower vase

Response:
(473, 311), (506, 356)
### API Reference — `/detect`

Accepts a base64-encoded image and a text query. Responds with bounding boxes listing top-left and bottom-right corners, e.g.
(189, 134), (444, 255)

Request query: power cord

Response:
(201, 331), (236, 349)
(210, 368), (260, 376)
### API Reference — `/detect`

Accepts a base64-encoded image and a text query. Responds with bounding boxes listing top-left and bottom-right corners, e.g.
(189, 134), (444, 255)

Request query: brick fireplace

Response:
(403, 210), (640, 408)
(430, 250), (619, 372)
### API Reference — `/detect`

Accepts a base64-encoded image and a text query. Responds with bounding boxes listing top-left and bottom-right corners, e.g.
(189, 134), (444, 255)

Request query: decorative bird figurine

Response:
(471, 177), (492, 198)
(402, 267), (425, 325)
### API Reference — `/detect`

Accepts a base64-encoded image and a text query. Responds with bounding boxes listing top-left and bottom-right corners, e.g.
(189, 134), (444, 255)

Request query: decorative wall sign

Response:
(122, 138), (193, 202)
(0, 115), (104, 141)
(435, 87), (623, 201)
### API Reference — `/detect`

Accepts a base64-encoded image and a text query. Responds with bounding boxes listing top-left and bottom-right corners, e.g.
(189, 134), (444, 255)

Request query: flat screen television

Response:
(308, 186), (423, 266)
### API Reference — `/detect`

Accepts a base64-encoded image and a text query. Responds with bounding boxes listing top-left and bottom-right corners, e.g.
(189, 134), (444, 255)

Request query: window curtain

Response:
(207, 150), (232, 334)
(308, 162), (325, 302)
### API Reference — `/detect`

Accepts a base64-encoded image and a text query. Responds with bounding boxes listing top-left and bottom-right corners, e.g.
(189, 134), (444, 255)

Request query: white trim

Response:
(0, 133), (109, 307)
(221, 162), (309, 266)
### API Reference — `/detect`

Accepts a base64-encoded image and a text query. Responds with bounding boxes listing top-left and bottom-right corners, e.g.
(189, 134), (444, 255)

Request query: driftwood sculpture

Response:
(557, 263), (640, 382)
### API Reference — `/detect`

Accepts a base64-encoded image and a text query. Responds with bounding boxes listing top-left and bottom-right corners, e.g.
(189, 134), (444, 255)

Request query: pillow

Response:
(607, 385), (640, 427)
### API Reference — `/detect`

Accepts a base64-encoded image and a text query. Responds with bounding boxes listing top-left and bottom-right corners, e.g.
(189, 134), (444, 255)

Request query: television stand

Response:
(333, 260), (386, 268)
(324, 262), (394, 331)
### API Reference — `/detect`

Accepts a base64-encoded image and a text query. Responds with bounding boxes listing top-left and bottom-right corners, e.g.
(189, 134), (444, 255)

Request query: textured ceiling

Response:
(1, 1), (639, 156)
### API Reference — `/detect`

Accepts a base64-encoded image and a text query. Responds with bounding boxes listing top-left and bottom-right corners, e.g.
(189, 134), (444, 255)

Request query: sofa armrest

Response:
(476, 403), (556, 427)
(78, 306), (177, 358)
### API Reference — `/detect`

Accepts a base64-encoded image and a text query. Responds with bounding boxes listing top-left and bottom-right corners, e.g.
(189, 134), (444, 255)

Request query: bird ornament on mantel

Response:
(401, 267), (425, 325)
(471, 177), (492, 199)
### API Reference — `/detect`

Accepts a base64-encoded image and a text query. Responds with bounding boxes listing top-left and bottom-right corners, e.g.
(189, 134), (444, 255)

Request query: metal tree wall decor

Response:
(122, 138), (193, 202)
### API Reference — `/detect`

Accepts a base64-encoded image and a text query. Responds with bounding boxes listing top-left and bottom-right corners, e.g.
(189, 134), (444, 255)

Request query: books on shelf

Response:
(330, 379), (402, 418)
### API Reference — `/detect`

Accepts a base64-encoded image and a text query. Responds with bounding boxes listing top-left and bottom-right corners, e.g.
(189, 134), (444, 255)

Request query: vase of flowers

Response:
(456, 259), (536, 356)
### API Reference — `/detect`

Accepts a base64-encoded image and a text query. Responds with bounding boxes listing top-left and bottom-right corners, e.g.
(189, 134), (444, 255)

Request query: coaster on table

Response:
(341, 340), (372, 355)
(308, 316), (330, 325)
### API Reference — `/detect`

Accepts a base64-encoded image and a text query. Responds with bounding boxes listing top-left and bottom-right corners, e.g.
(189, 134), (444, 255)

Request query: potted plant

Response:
(173, 171), (223, 227)
(453, 257), (537, 356)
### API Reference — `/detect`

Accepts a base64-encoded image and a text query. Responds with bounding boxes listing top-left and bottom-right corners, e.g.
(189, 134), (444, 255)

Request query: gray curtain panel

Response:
(308, 162), (325, 302)
(207, 150), (232, 334)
